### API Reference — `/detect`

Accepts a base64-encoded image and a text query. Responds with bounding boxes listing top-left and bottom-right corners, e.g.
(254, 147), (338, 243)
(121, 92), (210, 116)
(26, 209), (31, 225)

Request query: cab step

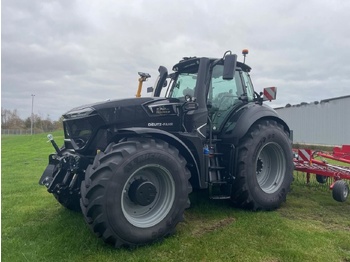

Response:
(208, 181), (231, 200)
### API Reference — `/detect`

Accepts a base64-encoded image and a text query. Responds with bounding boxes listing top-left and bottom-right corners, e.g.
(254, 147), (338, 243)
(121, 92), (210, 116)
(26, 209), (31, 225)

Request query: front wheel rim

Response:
(343, 184), (349, 198)
(256, 142), (286, 194)
(121, 164), (175, 228)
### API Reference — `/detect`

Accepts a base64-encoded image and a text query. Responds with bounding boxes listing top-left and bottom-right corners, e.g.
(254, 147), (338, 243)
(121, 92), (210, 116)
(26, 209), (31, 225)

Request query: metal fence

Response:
(1, 129), (45, 135)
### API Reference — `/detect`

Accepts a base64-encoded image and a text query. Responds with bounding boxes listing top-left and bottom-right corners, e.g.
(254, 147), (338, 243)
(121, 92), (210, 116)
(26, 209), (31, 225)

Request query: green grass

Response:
(2, 133), (350, 262)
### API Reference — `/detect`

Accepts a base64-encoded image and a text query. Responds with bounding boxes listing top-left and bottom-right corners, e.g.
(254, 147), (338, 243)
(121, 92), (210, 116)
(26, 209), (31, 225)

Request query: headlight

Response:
(64, 107), (94, 119)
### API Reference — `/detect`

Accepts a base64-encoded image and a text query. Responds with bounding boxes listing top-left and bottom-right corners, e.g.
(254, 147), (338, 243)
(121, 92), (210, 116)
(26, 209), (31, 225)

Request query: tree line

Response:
(1, 108), (63, 132)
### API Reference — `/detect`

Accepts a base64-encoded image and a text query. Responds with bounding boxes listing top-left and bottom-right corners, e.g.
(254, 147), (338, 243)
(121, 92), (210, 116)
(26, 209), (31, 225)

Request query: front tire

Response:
(231, 120), (294, 210)
(80, 138), (192, 248)
(53, 191), (81, 212)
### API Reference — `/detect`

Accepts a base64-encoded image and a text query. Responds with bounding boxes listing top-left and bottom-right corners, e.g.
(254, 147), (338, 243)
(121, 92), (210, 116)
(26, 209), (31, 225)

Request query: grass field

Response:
(2, 132), (350, 262)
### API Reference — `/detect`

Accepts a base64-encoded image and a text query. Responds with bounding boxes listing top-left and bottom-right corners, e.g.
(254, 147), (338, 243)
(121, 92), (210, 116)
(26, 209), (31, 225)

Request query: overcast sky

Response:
(2, 0), (350, 121)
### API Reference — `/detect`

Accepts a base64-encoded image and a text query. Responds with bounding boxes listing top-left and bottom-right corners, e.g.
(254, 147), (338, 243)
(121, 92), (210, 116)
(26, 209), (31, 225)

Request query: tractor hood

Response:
(63, 97), (181, 128)
(64, 97), (153, 117)
(62, 96), (183, 152)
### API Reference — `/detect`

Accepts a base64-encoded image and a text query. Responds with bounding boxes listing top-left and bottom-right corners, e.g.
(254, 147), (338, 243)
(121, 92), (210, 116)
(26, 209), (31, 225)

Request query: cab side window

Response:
(241, 72), (255, 102)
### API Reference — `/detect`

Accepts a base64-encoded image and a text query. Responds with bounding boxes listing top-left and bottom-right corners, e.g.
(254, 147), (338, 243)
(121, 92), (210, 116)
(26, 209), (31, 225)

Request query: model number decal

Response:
(148, 122), (174, 127)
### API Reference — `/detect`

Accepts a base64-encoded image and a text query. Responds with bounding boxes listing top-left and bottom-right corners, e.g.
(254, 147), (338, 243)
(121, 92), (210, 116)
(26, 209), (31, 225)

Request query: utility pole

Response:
(31, 94), (35, 135)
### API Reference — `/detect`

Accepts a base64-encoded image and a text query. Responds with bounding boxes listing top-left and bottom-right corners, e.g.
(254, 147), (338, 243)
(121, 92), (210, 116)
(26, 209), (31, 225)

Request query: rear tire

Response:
(80, 138), (192, 248)
(231, 120), (294, 210)
(332, 180), (349, 202)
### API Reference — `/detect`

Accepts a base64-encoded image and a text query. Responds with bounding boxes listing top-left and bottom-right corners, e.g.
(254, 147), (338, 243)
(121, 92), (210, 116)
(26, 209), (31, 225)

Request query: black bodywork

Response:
(40, 53), (289, 197)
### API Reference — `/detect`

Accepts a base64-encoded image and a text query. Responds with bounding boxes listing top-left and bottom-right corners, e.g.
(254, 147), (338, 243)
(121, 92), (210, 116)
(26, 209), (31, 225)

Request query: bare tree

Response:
(1, 107), (61, 132)
(1, 108), (24, 129)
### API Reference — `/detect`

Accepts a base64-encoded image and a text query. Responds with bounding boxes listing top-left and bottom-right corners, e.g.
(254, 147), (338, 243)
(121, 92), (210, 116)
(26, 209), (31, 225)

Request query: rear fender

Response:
(220, 104), (290, 145)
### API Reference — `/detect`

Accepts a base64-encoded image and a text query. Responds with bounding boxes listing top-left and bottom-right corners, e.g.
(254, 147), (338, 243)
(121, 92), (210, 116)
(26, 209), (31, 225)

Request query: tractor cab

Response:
(150, 51), (257, 134)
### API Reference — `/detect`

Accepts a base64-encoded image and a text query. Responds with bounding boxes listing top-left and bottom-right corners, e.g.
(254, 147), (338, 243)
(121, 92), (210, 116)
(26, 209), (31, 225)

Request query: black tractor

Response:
(40, 50), (293, 248)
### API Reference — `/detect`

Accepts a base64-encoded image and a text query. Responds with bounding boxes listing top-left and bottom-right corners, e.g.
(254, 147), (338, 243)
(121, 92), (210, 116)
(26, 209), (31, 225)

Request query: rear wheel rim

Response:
(121, 164), (175, 228)
(256, 142), (286, 194)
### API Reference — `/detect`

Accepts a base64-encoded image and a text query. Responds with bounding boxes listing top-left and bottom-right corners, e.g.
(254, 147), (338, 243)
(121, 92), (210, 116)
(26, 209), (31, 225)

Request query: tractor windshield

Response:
(168, 73), (197, 100)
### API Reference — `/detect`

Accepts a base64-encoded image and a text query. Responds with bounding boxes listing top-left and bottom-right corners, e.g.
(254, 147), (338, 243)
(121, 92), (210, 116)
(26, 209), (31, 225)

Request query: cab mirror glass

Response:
(223, 54), (237, 80)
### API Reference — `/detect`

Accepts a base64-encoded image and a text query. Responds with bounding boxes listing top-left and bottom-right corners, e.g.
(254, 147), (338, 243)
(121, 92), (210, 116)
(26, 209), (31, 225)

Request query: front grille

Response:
(64, 118), (93, 149)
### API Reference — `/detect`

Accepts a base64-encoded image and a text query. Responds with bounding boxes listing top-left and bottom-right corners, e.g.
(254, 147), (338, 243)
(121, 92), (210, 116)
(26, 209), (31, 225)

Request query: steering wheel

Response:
(182, 87), (195, 102)
(214, 92), (236, 110)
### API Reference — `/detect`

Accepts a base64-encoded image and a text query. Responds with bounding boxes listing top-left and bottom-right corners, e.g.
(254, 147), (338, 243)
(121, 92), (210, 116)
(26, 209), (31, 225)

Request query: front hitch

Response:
(39, 153), (80, 190)
(39, 134), (86, 195)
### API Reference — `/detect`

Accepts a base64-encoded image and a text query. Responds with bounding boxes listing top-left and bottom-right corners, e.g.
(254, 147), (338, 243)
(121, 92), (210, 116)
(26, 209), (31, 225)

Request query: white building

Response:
(275, 95), (350, 146)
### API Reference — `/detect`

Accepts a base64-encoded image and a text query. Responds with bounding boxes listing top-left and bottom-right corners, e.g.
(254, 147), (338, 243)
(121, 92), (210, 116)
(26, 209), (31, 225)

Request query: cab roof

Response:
(172, 56), (251, 73)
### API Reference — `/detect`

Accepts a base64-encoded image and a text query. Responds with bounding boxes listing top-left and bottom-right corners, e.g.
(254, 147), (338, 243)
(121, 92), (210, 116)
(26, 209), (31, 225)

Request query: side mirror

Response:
(262, 87), (277, 101)
(223, 54), (237, 80)
(182, 102), (198, 112)
(154, 66), (168, 97)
